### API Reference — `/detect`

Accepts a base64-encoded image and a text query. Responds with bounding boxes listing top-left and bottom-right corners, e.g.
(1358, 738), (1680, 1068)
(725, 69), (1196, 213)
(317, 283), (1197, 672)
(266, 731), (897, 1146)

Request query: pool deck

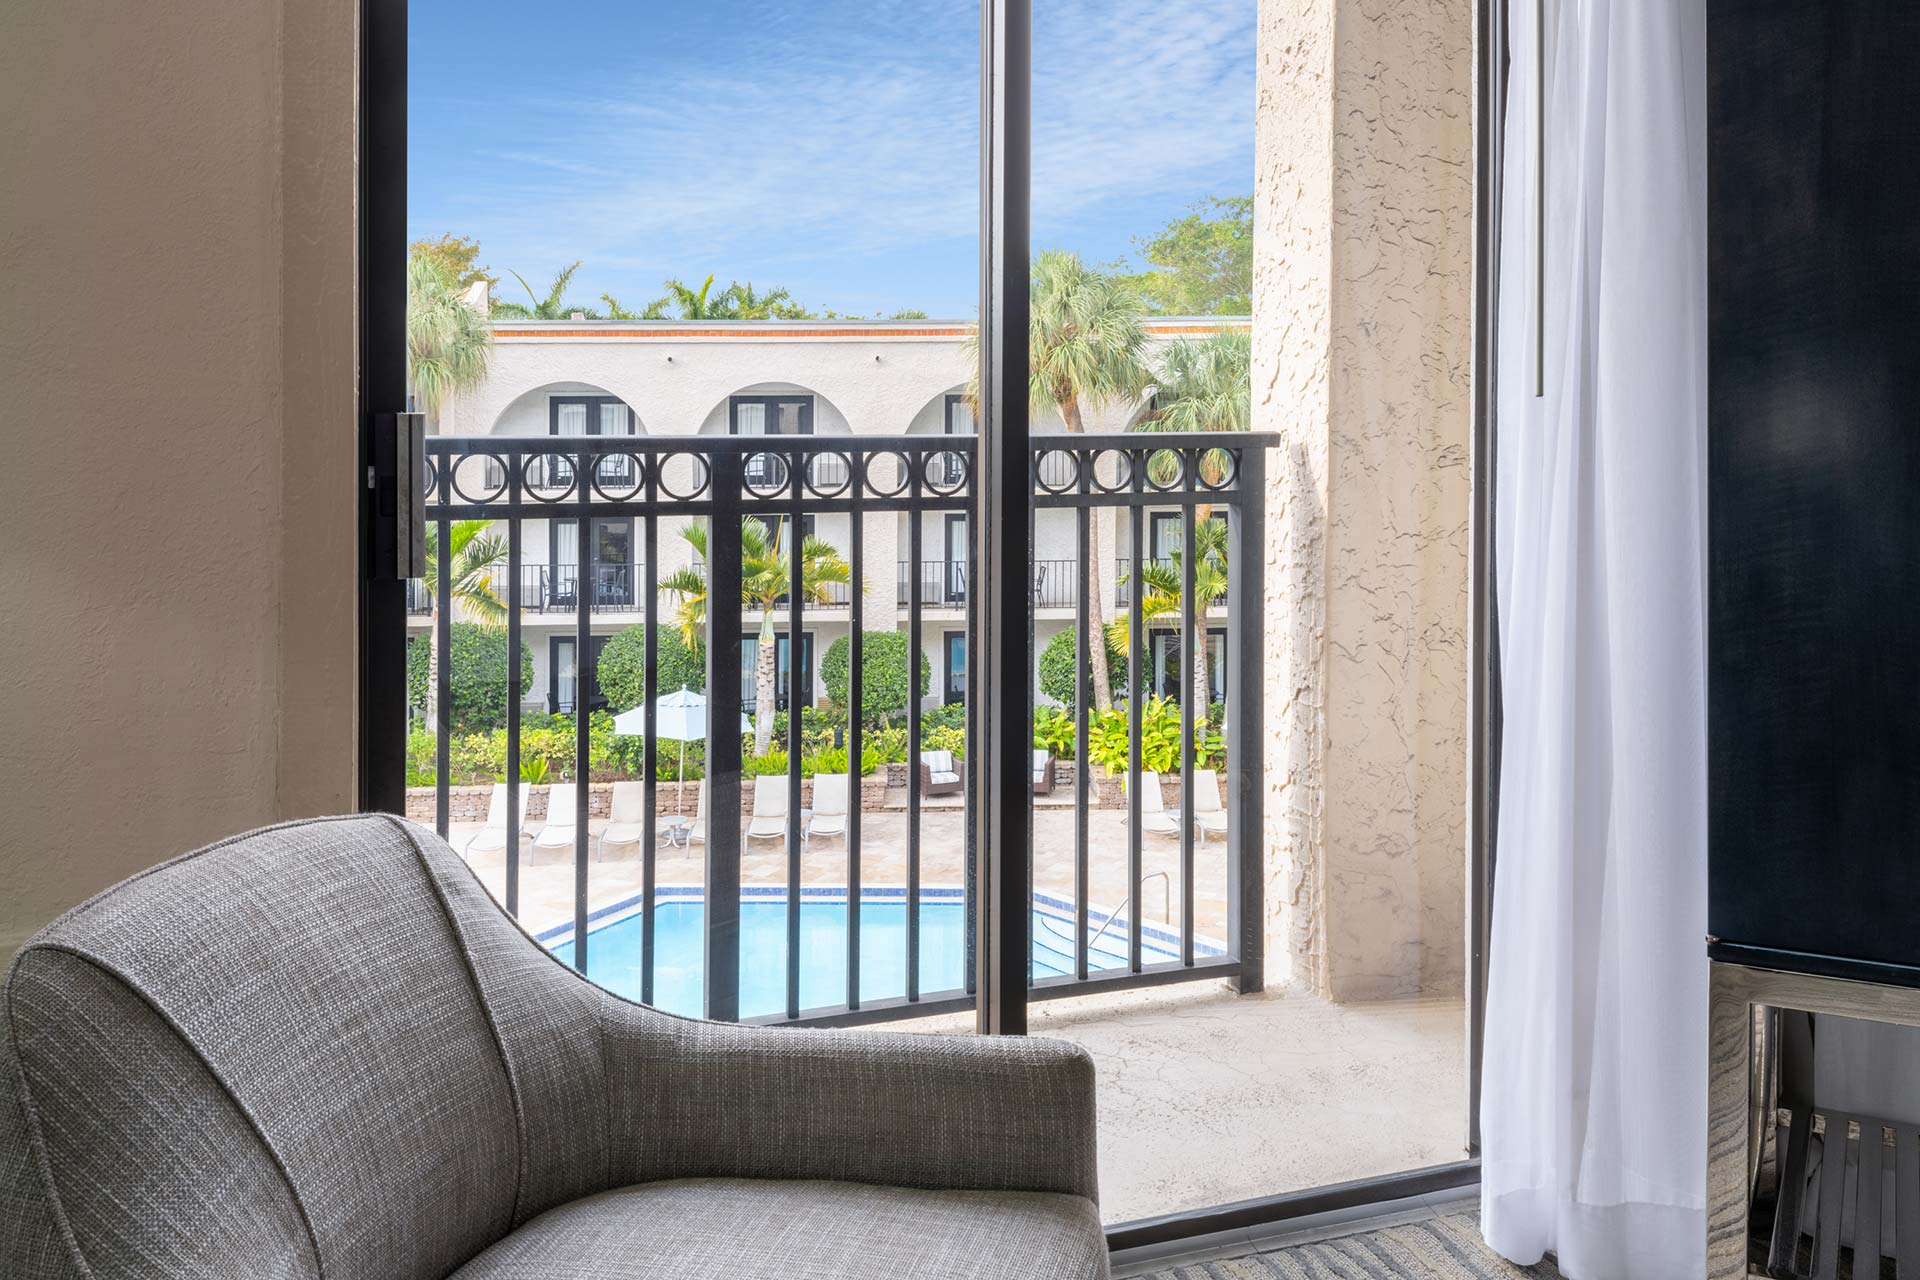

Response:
(449, 809), (1467, 1225)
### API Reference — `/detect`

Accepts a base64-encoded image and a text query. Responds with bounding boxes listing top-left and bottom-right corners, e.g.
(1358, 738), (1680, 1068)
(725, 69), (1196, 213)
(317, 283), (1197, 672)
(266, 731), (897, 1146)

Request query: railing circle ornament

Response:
(525, 451), (578, 504)
(1033, 447), (1081, 495)
(589, 452), (647, 502)
(1089, 446), (1134, 495)
(803, 450), (855, 499)
(448, 452), (511, 505)
(1197, 446), (1239, 491)
(655, 452), (711, 501)
(922, 446), (970, 497)
(743, 451), (790, 499)
(1143, 446), (1188, 492)
(865, 450), (913, 499)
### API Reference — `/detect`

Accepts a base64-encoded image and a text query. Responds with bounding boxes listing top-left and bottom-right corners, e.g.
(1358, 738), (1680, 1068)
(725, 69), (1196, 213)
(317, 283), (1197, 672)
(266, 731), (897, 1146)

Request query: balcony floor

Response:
(451, 808), (1466, 1225)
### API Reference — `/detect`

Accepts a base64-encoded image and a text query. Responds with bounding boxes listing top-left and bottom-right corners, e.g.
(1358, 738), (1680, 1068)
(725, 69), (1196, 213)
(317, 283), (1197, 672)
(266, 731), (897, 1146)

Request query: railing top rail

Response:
(422, 430), (1281, 455)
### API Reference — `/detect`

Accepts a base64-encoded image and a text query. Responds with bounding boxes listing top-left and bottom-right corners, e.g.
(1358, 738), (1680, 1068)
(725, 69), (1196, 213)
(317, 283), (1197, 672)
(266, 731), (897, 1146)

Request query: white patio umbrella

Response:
(611, 687), (752, 819)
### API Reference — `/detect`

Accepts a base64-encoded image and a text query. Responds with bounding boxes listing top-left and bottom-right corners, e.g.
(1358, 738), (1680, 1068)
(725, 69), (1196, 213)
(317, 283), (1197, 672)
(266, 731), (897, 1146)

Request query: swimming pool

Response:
(541, 888), (1221, 1020)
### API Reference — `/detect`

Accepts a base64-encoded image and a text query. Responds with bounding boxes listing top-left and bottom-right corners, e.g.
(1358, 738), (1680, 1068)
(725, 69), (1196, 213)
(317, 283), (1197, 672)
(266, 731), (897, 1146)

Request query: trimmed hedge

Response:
(596, 625), (706, 712)
(406, 626), (537, 732)
(820, 631), (930, 726)
(1037, 628), (1128, 707)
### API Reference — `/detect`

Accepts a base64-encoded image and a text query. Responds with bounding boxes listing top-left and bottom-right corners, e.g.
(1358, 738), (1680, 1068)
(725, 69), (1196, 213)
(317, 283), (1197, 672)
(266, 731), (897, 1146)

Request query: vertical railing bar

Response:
(505, 448), (523, 917)
(434, 457), (451, 839)
(641, 460), (659, 1007)
(786, 450), (806, 1022)
(1074, 463), (1091, 981)
(1179, 485), (1197, 966)
(573, 446), (592, 975)
(1024, 448), (1036, 990)
(1127, 450), (1144, 974)
(847, 456), (865, 1012)
(964, 444), (980, 998)
(705, 451), (745, 1022)
(906, 450), (924, 1003)
(1228, 448), (1266, 992)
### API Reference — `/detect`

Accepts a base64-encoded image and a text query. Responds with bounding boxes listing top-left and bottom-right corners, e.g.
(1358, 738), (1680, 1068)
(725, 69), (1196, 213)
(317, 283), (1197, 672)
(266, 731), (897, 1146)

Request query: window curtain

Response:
(1480, 2), (1707, 1277)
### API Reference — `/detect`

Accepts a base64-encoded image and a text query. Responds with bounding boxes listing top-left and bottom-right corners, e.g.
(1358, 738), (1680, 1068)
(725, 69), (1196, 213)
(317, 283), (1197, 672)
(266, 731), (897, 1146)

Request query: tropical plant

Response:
(801, 745), (881, 778)
(519, 755), (550, 785)
(1110, 516), (1230, 713)
(645, 273), (724, 319)
(1037, 627), (1129, 707)
(971, 250), (1151, 710)
(1136, 329), (1251, 520)
(659, 516), (854, 754)
(820, 631), (930, 727)
(1086, 695), (1224, 775)
(1033, 706), (1077, 759)
(406, 252), (492, 417)
(413, 520), (511, 729)
(595, 625), (707, 711)
(490, 261), (593, 319)
(919, 723), (967, 760)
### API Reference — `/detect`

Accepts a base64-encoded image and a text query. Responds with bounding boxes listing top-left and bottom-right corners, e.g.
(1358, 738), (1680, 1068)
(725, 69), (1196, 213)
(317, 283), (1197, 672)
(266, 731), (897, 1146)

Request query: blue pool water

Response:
(544, 892), (1215, 1020)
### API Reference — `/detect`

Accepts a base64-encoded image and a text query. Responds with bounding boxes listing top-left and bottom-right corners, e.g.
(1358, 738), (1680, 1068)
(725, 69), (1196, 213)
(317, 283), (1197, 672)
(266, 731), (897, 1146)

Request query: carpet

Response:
(1139, 1210), (1565, 1279)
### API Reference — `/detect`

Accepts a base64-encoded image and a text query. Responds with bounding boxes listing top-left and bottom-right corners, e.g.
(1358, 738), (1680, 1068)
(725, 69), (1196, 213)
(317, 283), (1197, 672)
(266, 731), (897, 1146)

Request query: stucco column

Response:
(1254, 0), (1472, 1001)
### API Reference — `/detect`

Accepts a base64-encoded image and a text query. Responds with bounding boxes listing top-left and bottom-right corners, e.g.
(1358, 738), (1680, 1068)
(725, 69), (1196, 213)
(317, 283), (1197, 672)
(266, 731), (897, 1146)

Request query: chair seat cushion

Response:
(931, 770), (960, 785)
(450, 1178), (1108, 1280)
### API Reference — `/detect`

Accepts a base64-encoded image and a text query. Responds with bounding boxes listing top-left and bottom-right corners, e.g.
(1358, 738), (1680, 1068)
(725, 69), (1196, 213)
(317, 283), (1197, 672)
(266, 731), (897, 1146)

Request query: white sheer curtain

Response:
(1480, 1), (1708, 1276)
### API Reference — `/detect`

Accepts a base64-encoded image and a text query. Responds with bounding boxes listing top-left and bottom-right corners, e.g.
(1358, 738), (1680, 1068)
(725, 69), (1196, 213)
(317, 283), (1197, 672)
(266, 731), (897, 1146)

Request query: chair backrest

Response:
(482, 782), (531, 829)
(922, 749), (954, 774)
(543, 783), (578, 828)
(0, 816), (615, 1280)
(608, 779), (647, 824)
(1136, 771), (1166, 813)
(812, 774), (850, 816)
(752, 775), (787, 816)
(1191, 769), (1223, 813)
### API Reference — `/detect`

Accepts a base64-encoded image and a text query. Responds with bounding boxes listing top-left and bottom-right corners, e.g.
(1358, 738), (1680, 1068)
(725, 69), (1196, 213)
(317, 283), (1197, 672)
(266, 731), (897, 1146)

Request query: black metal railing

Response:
(418, 431), (1271, 1027)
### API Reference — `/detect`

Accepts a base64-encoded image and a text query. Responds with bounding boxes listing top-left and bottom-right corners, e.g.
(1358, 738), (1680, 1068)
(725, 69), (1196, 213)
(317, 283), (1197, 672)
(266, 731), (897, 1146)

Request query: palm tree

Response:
(490, 261), (591, 319)
(1026, 250), (1151, 711)
(406, 253), (492, 418)
(421, 520), (509, 729)
(1135, 329), (1251, 521)
(647, 273), (724, 320)
(1109, 517), (1229, 716)
(660, 517), (853, 755)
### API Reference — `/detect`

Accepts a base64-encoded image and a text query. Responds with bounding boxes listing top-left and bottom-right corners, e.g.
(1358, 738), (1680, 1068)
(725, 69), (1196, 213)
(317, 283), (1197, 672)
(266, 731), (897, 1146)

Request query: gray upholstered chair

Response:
(0, 815), (1107, 1279)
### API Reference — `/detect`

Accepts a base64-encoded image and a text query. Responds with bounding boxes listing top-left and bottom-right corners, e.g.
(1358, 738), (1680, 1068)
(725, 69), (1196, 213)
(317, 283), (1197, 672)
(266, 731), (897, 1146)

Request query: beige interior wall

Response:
(0, 0), (359, 958)
(1256, 0), (1473, 1000)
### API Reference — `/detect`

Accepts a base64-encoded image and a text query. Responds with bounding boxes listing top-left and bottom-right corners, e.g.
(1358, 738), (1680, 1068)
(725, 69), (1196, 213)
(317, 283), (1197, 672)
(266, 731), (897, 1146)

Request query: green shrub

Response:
(919, 723), (967, 760)
(1036, 628), (1128, 707)
(595, 625), (706, 712)
(1086, 695), (1224, 775)
(802, 745), (881, 778)
(1032, 706), (1077, 759)
(745, 749), (789, 778)
(866, 726), (909, 764)
(768, 706), (842, 755)
(406, 626), (538, 732)
(920, 701), (966, 732)
(821, 632), (930, 726)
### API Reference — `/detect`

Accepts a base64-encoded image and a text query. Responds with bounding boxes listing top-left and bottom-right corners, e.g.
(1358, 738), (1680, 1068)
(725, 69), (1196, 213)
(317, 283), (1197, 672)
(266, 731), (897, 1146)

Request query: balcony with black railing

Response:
(416, 431), (1273, 1030)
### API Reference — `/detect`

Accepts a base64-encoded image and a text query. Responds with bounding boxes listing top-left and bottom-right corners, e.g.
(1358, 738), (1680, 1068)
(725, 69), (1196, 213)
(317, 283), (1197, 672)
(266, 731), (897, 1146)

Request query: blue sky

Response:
(410, 0), (1254, 318)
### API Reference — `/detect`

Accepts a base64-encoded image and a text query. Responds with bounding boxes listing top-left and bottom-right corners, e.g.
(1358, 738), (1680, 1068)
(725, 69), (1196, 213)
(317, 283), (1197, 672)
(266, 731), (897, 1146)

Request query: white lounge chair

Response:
(597, 780), (648, 860)
(531, 783), (579, 857)
(1136, 771), (1180, 839)
(463, 783), (533, 857)
(746, 776), (788, 844)
(1192, 768), (1228, 845)
(806, 774), (852, 847)
(686, 780), (706, 847)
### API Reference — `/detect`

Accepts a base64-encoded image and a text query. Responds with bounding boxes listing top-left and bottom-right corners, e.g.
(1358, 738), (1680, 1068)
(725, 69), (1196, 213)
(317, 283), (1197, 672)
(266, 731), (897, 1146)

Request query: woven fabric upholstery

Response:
(1, 815), (1107, 1280)
(449, 1179), (1109, 1280)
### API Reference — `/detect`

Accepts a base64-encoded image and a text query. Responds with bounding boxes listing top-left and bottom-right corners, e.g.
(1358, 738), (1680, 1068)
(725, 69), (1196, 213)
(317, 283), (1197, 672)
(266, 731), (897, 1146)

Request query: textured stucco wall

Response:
(0, 0), (359, 956)
(1256, 0), (1472, 1000)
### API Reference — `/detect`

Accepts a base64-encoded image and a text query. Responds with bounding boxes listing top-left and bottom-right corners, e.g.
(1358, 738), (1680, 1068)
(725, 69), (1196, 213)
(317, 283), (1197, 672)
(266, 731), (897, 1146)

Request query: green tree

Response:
(1109, 517), (1230, 713)
(1136, 328), (1251, 520)
(660, 517), (854, 754)
(1113, 195), (1253, 316)
(491, 261), (598, 319)
(1037, 628), (1129, 708)
(639, 274), (816, 320)
(995, 249), (1152, 711)
(820, 632), (931, 727)
(408, 233), (496, 292)
(418, 520), (510, 729)
(595, 625), (707, 711)
(407, 253), (492, 417)
(407, 625), (535, 733)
